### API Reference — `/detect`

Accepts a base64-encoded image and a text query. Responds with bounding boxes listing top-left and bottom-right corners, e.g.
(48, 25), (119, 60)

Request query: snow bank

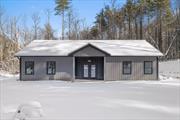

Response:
(159, 59), (180, 78)
(0, 70), (16, 77)
(13, 101), (44, 120)
(0, 70), (18, 81)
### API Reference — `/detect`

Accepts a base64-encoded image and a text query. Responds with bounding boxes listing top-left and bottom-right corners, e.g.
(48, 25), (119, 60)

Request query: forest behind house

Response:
(0, 0), (180, 73)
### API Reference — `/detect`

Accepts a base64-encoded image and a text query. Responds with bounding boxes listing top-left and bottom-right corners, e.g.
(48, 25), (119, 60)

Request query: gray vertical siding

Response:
(21, 57), (73, 80)
(104, 56), (158, 80)
(20, 49), (159, 80)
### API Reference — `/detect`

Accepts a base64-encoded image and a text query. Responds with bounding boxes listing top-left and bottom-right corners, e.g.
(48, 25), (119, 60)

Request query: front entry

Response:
(83, 64), (96, 79)
(75, 57), (104, 80)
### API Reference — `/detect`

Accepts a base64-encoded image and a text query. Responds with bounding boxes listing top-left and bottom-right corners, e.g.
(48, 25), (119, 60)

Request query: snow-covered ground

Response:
(0, 60), (180, 120)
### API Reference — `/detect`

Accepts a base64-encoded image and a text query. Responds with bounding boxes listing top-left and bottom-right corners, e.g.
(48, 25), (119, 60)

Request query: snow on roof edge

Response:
(15, 40), (163, 57)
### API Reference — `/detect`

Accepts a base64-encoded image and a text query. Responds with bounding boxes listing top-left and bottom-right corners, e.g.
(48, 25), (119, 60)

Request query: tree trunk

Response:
(135, 18), (138, 39)
(139, 15), (143, 39)
(158, 10), (163, 52)
(118, 25), (121, 39)
(68, 11), (71, 40)
(123, 22), (127, 39)
(62, 11), (64, 40)
(128, 17), (131, 39)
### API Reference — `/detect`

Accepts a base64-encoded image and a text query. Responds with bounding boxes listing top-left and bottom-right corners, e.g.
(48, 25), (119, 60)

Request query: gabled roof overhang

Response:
(68, 43), (111, 56)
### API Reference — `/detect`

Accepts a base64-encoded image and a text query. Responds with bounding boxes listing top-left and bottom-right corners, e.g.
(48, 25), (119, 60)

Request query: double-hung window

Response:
(144, 61), (153, 74)
(123, 61), (132, 74)
(25, 61), (34, 75)
(47, 61), (56, 75)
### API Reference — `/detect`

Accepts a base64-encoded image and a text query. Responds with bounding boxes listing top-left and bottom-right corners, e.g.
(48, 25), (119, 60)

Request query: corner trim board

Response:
(20, 57), (22, 80)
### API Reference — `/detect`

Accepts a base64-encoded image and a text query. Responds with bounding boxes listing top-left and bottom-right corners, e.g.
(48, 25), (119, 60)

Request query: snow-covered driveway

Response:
(0, 77), (180, 120)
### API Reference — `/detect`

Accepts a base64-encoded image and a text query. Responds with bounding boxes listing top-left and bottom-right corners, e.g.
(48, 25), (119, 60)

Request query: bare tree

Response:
(0, 6), (5, 35)
(67, 8), (73, 39)
(43, 9), (55, 40)
(9, 16), (21, 43)
(65, 10), (82, 40)
(32, 13), (40, 40)
(21, 15), (33, 45)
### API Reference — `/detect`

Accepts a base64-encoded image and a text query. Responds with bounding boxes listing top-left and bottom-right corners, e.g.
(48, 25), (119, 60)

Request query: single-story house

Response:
(15, 40), (163, 81)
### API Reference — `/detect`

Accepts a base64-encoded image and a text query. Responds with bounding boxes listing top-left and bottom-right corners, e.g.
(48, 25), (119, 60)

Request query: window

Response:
(47, 61), (56, 75)
(25, 61), (34, 75)
(144, 61), (153, 74)
(83, 64), (88, 78)
(123, 61), (132, 74)
(91, 65), (96, 78)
